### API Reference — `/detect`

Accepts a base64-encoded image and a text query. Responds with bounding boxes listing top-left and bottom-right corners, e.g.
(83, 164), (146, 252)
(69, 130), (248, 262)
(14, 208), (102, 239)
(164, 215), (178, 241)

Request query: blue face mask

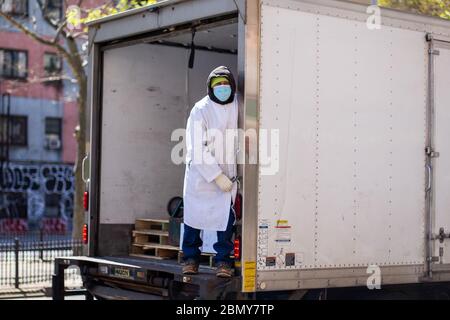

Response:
(213, 85), (232, 102)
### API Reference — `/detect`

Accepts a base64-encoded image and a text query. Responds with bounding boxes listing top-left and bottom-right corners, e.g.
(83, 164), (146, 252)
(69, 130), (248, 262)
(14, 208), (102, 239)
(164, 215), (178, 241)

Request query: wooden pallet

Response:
(132, 243), (179, 259)
(131, 219), (179, 259)
(178, 251), (216, 268)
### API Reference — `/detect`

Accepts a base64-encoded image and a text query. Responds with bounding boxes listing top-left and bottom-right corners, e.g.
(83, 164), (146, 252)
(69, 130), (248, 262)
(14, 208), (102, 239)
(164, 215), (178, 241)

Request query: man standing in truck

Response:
(182, 66), (238, 278)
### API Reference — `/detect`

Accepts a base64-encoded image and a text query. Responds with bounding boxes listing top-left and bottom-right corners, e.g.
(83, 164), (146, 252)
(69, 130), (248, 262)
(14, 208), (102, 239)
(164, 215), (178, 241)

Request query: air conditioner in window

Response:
(1, 0), (13, 13)
(45, 135), (61, 150)
(1, 0), (27, 15)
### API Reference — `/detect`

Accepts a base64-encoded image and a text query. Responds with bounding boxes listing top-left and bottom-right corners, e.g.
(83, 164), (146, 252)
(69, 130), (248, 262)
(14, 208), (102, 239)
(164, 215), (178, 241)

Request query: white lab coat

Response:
(183, 95), (238, 231)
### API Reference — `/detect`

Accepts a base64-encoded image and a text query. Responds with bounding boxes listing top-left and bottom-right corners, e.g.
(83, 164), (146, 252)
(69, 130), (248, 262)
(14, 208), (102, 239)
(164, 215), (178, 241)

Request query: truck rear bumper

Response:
(52, 256), (241, 300)
(86, 283), (166, 300)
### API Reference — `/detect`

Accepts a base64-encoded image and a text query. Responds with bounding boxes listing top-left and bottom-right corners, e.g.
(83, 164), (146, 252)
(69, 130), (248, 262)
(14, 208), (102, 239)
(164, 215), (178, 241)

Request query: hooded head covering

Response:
(207, 66), (236, 105)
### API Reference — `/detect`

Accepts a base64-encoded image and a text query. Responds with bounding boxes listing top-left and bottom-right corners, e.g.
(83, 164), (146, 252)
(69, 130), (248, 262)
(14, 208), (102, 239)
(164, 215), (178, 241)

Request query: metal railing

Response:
(0, 231), (83, 290)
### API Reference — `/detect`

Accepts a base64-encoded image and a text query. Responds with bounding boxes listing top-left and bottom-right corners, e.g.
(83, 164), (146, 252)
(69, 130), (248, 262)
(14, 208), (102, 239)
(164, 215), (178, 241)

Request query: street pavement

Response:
(8, 295), (88, 300)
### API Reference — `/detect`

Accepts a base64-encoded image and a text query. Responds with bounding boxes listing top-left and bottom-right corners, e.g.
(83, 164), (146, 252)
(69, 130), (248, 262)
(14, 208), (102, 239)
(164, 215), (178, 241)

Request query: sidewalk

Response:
(0, 279), (83, 300)
(0, 286), (46, 300)
(8, 295), (87, 300)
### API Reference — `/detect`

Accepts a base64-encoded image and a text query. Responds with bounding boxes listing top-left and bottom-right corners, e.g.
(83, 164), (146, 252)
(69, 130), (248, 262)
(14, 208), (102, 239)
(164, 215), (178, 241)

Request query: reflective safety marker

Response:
(234, 237), (241, 260)
(243, 261), (256, 292)
(82, 224), (88, 244)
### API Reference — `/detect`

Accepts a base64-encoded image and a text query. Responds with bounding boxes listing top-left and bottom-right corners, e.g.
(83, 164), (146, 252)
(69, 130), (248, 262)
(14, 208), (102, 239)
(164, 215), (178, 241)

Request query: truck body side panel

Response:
(258, 3), (427, 271)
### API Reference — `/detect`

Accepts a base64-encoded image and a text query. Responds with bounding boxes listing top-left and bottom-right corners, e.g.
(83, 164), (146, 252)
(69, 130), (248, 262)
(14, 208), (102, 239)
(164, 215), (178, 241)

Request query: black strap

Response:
(188, 29), (196, 69)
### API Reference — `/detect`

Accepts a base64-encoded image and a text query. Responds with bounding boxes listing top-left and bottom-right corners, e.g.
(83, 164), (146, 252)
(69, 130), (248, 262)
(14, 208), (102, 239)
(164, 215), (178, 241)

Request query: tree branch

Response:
(0, 10), (82, 81)
(53, 20), (68, 43)
(36, 0), (56, 28)
(28, 74), (76, 84)
(0, 10), (63, 48)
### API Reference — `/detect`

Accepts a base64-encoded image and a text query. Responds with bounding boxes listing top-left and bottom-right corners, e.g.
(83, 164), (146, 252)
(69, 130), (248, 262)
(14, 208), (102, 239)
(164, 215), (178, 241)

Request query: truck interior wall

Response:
(98, 39), (237, 256)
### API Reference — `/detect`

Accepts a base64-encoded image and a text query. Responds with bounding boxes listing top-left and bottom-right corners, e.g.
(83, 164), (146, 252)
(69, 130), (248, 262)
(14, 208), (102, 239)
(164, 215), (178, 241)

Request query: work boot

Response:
(216, 262), (233, 278)
(182, 259), (199, 275)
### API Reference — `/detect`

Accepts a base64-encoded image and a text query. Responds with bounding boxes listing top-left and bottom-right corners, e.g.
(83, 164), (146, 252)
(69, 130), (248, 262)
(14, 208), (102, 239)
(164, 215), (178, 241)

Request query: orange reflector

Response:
(83, 191), (89, 211)
(82, 224), (88, 244)
(234, 237), (241, 260)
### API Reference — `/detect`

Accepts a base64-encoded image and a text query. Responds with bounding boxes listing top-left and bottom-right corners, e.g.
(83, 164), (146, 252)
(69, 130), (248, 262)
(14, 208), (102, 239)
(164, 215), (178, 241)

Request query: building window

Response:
(44, 194), (61, 218)
(0, 49), (28, 79)
(42, 0), (63, 22)
(1, 0), (28, 17)
(0, 192), (28, 219)
(44, 117), (62, 150)
(44, 52), (62, 77)
(0, 115), (28, 146)
(45, 117), (62, 136)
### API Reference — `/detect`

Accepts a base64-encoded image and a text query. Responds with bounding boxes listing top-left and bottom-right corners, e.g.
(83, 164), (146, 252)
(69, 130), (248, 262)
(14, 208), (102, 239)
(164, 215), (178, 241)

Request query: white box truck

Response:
(52, 0), (450, 300)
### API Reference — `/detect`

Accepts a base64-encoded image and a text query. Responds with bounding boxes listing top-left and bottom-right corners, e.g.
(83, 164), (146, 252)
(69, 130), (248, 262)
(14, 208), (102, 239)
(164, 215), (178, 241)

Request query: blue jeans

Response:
(182, 207), (235, 266)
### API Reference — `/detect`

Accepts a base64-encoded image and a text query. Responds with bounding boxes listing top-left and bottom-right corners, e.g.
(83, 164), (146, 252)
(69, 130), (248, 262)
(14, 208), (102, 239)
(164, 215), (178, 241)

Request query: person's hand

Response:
(215, 174), (233, 192)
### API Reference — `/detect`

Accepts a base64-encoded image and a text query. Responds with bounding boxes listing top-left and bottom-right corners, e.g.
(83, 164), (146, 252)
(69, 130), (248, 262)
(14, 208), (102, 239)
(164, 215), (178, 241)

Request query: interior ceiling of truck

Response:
(151, 23), (238, 53)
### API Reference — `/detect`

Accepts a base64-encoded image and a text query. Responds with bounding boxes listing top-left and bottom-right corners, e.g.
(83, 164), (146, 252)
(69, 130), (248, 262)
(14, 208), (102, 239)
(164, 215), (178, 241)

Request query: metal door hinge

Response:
(429, 49), (440, 55)
(426, 147), (440, 158)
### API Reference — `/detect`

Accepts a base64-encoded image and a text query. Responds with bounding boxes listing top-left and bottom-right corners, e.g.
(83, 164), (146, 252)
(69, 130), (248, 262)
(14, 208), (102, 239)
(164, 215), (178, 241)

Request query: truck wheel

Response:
(288, 290), (308, 300)
(302, 289), (327, 300)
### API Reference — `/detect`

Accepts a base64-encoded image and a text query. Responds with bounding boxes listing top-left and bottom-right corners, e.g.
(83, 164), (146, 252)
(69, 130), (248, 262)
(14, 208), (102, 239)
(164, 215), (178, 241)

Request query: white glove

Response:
(214, 174), (233, 192)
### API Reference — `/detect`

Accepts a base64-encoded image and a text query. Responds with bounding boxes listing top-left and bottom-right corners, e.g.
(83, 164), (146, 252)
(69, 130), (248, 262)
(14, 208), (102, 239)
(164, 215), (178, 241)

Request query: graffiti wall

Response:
(0, 162), (74, 233)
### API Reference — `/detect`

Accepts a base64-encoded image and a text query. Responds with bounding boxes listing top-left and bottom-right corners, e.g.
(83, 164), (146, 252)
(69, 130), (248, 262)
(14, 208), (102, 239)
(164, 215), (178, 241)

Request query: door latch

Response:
(433, 228), (450, 244)
(426, 147), (440, 158)
(439, 228), (448, 243)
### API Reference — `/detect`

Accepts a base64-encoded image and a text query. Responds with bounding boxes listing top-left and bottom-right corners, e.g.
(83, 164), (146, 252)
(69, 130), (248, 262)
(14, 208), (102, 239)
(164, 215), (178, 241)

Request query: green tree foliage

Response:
(67, 0), (157, 32)
(379, 0), (450, 19)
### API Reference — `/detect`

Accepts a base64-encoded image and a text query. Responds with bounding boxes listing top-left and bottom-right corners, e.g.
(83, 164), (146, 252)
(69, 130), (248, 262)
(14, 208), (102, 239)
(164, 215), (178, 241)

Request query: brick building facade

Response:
(0, 0), (105, 233)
